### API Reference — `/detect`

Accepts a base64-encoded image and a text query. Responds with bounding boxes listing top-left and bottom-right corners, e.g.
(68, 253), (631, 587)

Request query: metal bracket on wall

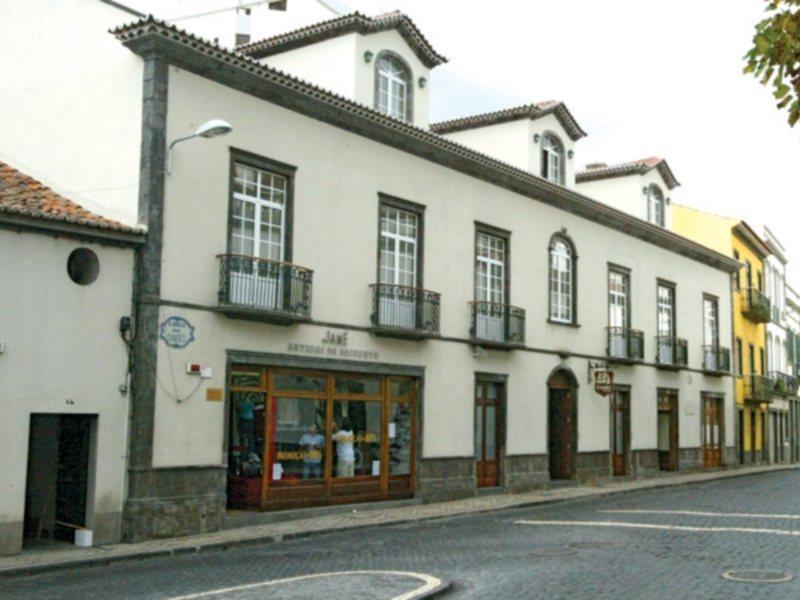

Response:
(587, 360), (614, 384)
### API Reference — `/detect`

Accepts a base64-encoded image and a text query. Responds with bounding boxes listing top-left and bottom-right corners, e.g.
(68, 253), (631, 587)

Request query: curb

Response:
(1, 465), (797, 580)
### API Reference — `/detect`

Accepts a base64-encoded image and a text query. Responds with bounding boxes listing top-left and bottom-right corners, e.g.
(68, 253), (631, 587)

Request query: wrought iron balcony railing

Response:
(702, 345), (731, 374)
(741, 287), (771, 323)
(470, 301), (525, 348)
(370, 283), (440, 338)
(217, 254), (312, 323)
(771, 371), (798, 397)
(607, 327), (644, 362)
(655, 336), (688, 368)
(744, 374), (774, 403)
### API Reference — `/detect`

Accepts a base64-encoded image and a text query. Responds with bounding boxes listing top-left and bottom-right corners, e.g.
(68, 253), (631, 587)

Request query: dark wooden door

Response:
(54, 415), (91, 540)
(548, 387), (575, 480)
(611, 389), (630, 476)
(702, 396), (723, 468)
(657, 391), (678, 471)
(475, 381), (501, 488)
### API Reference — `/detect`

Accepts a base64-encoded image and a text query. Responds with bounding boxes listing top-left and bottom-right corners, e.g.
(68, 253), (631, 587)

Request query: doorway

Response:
(701, 394), (723, 468)
(610, 388), (630, 476)
(475, 379), (504, 488)
(657, 390), (679, 471)
(23, 415), (94, 546)
(548, 369), (577, 480)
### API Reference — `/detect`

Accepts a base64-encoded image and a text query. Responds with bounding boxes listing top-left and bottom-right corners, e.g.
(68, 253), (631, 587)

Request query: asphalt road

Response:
(4, 471), (800, 599)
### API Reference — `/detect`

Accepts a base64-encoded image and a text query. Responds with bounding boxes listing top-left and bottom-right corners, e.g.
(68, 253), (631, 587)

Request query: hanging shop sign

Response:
(159, 316), (196, 349)
(594, 370), (615, 396)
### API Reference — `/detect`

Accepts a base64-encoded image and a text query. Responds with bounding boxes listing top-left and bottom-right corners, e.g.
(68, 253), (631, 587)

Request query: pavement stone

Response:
(0, 463), (796, 580)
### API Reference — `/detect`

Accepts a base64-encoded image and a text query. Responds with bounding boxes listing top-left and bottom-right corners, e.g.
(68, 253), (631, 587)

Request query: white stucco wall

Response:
(0, 231), (135, 554)
(577, 169), (673, 229)
(261, 34), (358, 100)
(0, 0), (144, 227)
(152, 67), (735, 470)
(439, 113), (578, 188)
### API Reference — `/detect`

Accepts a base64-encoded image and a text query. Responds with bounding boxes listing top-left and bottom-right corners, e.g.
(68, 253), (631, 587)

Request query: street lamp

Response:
(167, 119), (233, 173)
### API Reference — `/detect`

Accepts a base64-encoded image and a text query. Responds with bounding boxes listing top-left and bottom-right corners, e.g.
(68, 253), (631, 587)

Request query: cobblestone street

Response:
(3, 470), (800, 599)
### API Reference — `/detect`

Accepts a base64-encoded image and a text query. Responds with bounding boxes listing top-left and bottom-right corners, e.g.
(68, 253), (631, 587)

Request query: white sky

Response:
(346, 0), (800, 282)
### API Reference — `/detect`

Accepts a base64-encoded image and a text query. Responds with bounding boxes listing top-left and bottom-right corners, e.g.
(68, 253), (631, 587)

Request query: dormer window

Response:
(541, 134), (564, 185)
(646, 184), (665, 227)
(376, 53), (412, 122)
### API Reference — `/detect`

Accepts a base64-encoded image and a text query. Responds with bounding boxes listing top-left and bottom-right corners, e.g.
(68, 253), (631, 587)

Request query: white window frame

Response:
(476, 232), (506, 305)
(541, 134), (564, 185)
(549, 239), (573, 323)
(379, 205), (418, 287)
(647, 185), (665, 227)
(377, 55), (410, 122)
(657, 284), (674, 338)
(232, 163), (287, 261)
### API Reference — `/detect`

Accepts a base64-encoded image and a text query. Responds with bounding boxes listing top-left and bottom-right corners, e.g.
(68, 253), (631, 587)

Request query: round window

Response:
(67, 248), (100, 286)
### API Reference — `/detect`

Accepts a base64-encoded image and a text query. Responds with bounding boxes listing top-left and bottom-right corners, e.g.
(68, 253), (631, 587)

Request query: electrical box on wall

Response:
(186, 363), (212, 379)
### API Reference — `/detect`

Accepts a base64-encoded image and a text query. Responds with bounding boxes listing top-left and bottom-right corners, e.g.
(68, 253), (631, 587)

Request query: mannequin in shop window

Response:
(333, 418), (355, 477)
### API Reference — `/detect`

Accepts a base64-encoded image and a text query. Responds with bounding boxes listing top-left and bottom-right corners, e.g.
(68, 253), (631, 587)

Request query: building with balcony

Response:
(671, 207), (772, 464)
(0, 0), (739, 554)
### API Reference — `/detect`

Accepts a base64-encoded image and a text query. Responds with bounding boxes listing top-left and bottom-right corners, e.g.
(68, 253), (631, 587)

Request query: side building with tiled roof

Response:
(0, 161), (143, 556)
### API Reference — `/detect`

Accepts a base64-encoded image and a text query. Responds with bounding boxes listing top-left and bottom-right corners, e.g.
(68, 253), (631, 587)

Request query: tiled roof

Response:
(237, 11), (447, 68)
(0, 162), (143, 234)
(576, 157), (680, 190)
(109, 17), (739, 274)
(430, 101), (587, 141)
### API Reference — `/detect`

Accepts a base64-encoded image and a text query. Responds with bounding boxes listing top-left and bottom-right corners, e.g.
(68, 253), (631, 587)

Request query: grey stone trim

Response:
(110, 19), (739, 274)
(92, 511), (123, 546)
(124, 495), (225, 543)
(227, 350), (425, 377)
(128, 49), (168, 474)
(632, 449), (659, 478)
(237, 11), (448, 68)
(0, 212), (145, 247)
(575, 451), (609, 483)
(724, 446), (739, 466)
(504, 454), (549, 493)
(0, 521), (22, 557)
(678, 447), (703, 470)
(416, 457), (475, 503)
(431, 101), (587, 141)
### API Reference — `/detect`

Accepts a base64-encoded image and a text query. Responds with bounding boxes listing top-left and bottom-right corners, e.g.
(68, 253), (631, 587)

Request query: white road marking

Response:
(600, 509), (800, 520)
(166, 570), (443, 600)
(515, 519), (800, 536)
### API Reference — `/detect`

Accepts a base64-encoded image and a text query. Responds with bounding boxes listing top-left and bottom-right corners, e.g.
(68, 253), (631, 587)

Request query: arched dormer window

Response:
(375, 52), (412, 122)
(541, 134), (565, 184)
(549, 233), (577, 324)
(646, 184), (665, 227)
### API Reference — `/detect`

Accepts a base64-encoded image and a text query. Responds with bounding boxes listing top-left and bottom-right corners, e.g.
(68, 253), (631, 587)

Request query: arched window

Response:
(541, 134), (564, 184)
(549, 235), (576, 323)
(647, 185), (665, 227)
(375, 53), (412, 122)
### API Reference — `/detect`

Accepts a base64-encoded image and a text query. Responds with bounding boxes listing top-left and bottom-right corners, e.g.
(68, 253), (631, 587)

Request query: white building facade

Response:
(0, 0), (740, 552)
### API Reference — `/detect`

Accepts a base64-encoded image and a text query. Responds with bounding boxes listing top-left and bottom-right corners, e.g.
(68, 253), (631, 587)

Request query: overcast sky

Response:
(346, 0), (800, 282)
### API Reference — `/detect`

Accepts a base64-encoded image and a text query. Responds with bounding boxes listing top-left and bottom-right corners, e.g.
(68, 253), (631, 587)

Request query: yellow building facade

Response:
(672, 206), (772, 463)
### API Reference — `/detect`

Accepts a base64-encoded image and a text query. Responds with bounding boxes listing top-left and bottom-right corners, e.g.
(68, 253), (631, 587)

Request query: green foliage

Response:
(744, 0), (800, 126)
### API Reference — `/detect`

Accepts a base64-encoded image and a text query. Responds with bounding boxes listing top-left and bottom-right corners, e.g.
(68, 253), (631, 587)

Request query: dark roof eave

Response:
(733, 222), (771, 259)
(0, 211), (146, 246)
(111, 19), (737, 274)
(430, 104), (587, 141)
(577, 160), (680, 190)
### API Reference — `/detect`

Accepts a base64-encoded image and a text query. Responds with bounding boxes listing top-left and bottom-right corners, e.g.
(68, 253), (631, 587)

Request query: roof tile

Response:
(576, 157), (680, 189)
(0, 162), (143, 234)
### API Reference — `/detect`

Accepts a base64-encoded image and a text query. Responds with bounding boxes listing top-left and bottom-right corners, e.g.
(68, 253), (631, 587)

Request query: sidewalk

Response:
(2, 463), (797, 579)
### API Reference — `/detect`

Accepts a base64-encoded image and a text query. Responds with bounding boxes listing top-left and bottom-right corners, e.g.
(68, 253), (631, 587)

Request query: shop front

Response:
(227, 364), (417, 511)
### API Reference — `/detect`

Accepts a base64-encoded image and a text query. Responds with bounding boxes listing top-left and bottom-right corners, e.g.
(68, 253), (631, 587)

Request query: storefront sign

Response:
(159, 316), (196, 349)
(594, 370), (614, 396)
(287, 330), (379, 361)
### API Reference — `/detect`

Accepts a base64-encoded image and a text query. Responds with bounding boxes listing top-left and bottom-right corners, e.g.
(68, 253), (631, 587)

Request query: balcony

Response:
(741, 287), (771, 323)
(607, 327), (644, 363)
(370, 284), (441, 340)
(469, 301), (526, 349)
(217, 254), (312, 324)
(655, 336), (688, 369)
(702, 345), (731, 375)
(744, 374), (774, 403)
(771, 371), (798, 397)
